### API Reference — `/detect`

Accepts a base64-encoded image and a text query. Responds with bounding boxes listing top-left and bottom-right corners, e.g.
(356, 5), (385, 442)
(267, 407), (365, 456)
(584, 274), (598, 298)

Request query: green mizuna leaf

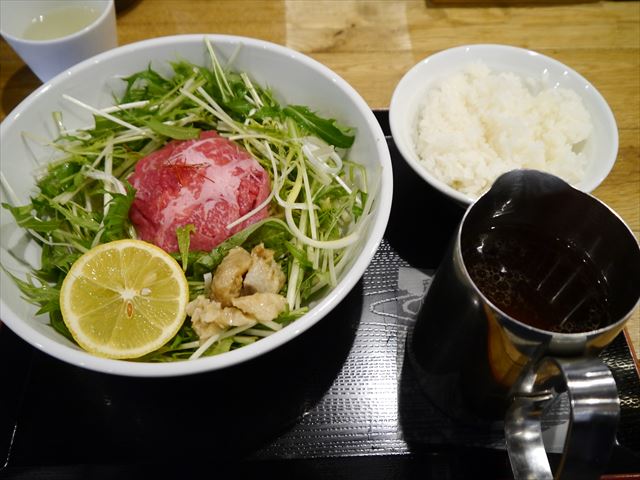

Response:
(283, 105), (355, 148)
(176, 224), (196, 272)
(2, 203), (62, 232)
(101, 184), (137, 242)
(145, 118), (201, 140)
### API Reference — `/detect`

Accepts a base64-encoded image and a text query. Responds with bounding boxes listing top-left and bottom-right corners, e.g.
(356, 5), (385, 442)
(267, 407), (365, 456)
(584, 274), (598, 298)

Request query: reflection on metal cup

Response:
(506, 356), (620, 480)
(406, 170), (640, 477)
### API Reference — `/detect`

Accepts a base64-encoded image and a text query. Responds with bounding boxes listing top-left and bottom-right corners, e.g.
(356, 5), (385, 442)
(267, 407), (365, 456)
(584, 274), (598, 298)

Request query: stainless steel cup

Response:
(407, 170), (640, 479)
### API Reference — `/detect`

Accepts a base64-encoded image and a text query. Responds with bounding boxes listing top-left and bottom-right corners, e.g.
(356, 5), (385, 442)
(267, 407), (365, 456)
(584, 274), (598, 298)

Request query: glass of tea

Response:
(0, 0), (117, 82)
(407, 170), (640, 479)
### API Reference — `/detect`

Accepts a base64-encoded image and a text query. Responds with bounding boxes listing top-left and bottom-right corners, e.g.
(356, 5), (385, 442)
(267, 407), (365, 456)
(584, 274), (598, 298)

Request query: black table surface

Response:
(1, 110), (638, 480)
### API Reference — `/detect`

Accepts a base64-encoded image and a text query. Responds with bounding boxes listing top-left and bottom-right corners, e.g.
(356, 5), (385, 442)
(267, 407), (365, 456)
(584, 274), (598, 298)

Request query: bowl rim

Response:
(389, 43), (618, 206)
(0, 34), (393, 377)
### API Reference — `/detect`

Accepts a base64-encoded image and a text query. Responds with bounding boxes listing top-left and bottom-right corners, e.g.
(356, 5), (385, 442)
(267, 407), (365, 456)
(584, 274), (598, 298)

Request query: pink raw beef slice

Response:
(129, 130), (271, 252)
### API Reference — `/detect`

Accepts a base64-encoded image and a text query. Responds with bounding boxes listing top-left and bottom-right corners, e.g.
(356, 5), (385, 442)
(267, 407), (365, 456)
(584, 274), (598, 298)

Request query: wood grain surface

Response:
(0, 0), (638, 358)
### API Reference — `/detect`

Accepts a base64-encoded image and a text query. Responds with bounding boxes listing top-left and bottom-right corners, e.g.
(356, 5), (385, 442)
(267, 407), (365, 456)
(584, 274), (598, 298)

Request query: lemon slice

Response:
(60, 239), (189, 359)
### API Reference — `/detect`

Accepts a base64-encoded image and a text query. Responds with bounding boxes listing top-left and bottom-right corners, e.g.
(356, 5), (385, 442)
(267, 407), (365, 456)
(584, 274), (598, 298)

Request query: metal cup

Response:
(407, 170), (640, 479)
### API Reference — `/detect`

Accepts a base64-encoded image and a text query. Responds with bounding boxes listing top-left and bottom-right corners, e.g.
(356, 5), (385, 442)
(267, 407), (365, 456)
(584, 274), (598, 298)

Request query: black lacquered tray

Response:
(1, 110), (639, 479)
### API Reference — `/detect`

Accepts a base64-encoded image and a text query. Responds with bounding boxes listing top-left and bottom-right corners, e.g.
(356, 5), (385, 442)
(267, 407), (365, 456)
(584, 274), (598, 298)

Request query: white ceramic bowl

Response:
(389, 44), (618, 205)
(0, 0), (117, 82)
(0, 34), (393, 377)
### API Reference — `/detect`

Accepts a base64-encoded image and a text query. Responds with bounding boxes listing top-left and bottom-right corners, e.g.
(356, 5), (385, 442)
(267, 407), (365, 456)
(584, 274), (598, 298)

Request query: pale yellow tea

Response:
(22, 6), (101, 41)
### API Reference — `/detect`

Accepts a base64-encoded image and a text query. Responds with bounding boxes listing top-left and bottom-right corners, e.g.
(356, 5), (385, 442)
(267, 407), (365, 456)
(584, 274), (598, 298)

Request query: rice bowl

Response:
(389, 44), (618, 205)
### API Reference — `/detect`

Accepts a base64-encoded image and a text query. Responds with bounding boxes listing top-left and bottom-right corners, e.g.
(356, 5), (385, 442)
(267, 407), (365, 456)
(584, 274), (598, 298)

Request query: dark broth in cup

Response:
(463, 225), (612, 333)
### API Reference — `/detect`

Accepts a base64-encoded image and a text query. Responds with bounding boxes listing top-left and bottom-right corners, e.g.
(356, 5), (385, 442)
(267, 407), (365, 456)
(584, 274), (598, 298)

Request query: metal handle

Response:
(505, 357), (620, 480)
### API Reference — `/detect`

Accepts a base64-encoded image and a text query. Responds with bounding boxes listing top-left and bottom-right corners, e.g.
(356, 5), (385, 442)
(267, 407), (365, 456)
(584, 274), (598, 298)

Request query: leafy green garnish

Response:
(145, 118), (201, 140)
(205, 337), (234, 356)
(2, 203), (61, 232)
(50, 310), (74, 342)
(283, 105), (355, 148)
(101, 184), (137, 242)
(176, 224), (195, 272)
(120, 65), (173, 103)
(2, 268), (61, 315)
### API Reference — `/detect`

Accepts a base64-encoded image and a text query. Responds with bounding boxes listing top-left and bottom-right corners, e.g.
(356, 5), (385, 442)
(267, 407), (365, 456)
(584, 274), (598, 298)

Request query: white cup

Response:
(0, 0), (117, 82)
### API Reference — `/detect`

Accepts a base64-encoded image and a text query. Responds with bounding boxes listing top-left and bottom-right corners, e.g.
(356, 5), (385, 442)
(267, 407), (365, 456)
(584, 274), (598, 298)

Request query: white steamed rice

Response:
(414, 61), (592, 199)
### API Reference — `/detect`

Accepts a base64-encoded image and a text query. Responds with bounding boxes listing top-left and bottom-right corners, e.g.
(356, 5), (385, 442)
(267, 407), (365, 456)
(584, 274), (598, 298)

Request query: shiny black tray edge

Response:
(1, 326), (638, 478)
